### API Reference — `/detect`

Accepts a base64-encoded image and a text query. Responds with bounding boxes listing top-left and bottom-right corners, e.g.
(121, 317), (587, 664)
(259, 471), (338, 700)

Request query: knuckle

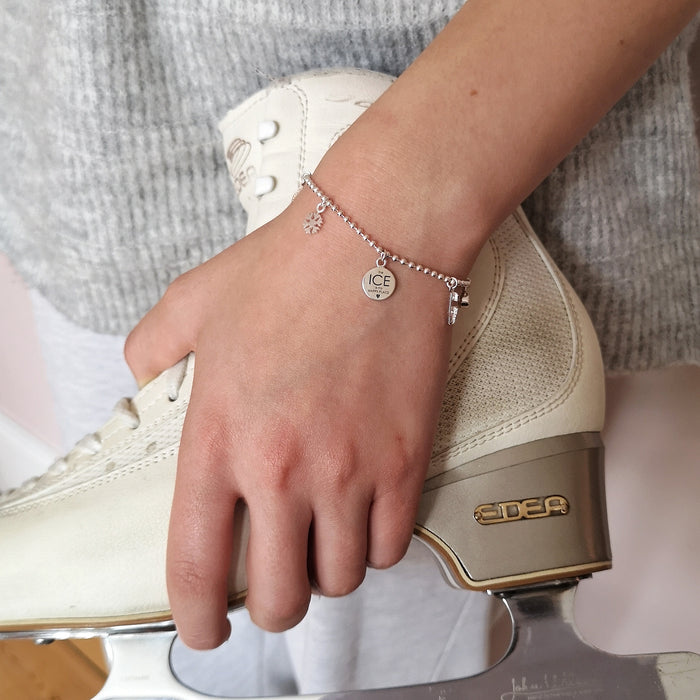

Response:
(367, 550), (402, 570)
(308, 438), (356, 494)
(318, 567), (365, 598)
(178, 625), (227, 651)
(368, 549), (400, 570)
(323, 450), (356, 492)
(167, 557), (214, 599)
(384, 444), (417, 488)
(248, 591), (310, 633)
(255, 427), (302, 493)
(162, 269), (196, 308)
(186, 409), (236, 473)
(377, 446), (426, 502)
(368, 523), (413, 570)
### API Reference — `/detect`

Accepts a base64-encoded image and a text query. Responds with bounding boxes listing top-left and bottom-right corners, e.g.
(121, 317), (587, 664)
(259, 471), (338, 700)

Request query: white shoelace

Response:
(0, 359), (188, 500)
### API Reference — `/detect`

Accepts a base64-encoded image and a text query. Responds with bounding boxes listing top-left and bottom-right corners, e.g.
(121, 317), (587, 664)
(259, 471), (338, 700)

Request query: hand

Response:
(124, 187), (453, 648)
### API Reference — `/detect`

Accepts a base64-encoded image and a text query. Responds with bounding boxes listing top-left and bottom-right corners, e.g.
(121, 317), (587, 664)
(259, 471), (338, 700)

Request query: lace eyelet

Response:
(257, 120), (279, 142)
(254, 175), (276, 197)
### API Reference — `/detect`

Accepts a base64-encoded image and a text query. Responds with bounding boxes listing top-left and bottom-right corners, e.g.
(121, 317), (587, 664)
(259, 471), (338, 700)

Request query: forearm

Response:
(315, 0), (699, 276)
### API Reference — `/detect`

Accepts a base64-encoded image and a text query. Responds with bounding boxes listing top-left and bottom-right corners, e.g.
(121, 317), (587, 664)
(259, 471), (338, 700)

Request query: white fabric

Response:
(173, 543), (492, 696)
(29, 290), (138, 452)
(29, 290), (492, 696)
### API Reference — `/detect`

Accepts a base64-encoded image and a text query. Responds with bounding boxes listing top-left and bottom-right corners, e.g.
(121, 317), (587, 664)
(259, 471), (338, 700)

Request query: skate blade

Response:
(87, 581), (699, 700)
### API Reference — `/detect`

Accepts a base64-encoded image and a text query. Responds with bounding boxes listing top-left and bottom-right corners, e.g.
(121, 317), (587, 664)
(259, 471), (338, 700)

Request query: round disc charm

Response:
(362, 266), (396, 300)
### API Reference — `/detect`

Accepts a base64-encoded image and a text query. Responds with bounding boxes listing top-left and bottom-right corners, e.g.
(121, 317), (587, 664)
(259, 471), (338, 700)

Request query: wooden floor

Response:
(0, 638), (107, 700)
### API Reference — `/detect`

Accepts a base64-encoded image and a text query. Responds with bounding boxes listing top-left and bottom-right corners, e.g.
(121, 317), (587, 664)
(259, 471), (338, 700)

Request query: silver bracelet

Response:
(301, 174), (470, 325)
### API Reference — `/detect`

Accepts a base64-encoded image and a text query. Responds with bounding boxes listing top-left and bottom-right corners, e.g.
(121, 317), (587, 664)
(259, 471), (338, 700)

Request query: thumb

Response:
(124, 271), (201, 387)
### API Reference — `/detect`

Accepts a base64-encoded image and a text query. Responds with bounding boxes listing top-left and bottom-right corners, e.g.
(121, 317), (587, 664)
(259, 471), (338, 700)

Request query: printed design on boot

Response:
(226, 138), (254, 193)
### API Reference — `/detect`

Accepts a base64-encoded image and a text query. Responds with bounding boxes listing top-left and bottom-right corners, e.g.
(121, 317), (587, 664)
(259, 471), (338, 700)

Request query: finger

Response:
(166, 400), (238, 650)
(366, 490), (419, 570)
(309, 494), (370, 596)
(124, 271), (200, 386)
(244, 496), (312, 633)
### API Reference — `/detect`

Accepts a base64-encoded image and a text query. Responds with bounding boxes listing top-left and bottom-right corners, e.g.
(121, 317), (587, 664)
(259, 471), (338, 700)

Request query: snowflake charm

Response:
(303, 210), (324, 235)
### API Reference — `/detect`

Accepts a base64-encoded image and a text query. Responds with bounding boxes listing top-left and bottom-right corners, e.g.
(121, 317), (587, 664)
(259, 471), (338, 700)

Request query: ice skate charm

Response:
(447, 279), (470, 325)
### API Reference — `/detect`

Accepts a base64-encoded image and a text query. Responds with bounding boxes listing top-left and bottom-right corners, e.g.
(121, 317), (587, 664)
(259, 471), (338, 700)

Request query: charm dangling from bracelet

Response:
(301, 174), (470, 325)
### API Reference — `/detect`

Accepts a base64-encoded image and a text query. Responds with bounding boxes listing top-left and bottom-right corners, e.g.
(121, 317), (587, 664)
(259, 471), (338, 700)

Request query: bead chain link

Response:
(301, 174), (470, 324)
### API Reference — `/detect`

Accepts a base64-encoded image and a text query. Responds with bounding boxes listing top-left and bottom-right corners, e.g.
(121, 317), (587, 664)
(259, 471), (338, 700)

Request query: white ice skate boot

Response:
(0, 69), (697, 699)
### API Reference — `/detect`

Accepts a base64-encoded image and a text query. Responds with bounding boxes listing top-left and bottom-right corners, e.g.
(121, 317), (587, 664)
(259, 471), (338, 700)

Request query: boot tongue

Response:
(217, 70), (396, 234)
(218, 82), (305, 234)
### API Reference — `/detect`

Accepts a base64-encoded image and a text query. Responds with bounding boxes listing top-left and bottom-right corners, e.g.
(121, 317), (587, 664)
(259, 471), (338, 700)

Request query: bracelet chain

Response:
(301, 174), (470, 325)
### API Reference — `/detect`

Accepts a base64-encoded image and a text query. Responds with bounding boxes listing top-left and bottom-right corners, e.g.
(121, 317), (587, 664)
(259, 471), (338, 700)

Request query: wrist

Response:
(274, 184), (458, 333)
(312, 104), (491, 281)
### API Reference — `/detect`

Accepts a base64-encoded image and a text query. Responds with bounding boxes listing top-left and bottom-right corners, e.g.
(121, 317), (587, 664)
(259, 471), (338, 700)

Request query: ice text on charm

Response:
(362, 262), (396, 300)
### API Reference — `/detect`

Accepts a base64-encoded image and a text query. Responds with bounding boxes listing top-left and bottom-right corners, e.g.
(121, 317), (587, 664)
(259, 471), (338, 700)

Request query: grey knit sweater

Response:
(1, 2), (698, 373)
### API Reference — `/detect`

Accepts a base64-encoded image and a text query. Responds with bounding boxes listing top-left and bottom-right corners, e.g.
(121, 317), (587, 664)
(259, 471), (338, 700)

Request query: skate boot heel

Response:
(416, 431), (611, 592)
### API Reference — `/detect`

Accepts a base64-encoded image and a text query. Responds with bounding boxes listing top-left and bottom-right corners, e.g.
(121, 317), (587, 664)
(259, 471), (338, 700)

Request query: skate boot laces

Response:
(0, 358), (189, 502)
